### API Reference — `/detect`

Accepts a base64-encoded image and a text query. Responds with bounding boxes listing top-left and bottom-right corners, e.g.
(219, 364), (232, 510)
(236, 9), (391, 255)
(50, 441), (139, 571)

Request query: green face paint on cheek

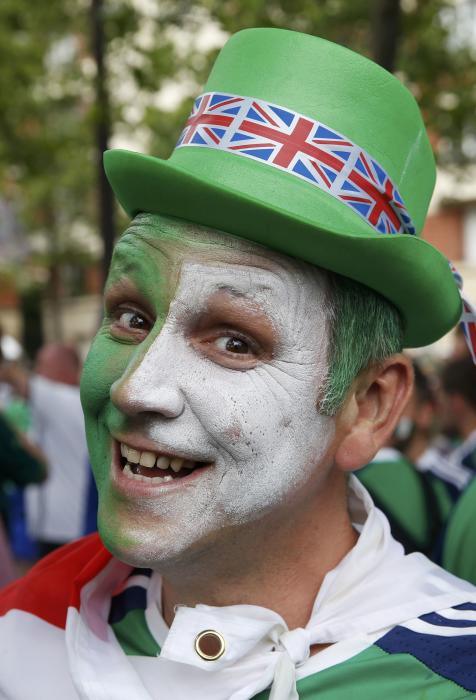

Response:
(80, 219), (177, 536)
(80, 331), (130, 489)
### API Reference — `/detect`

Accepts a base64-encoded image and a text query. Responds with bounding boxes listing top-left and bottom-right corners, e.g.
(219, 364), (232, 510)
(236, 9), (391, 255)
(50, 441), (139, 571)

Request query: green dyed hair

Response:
(320, 273), (404, 416)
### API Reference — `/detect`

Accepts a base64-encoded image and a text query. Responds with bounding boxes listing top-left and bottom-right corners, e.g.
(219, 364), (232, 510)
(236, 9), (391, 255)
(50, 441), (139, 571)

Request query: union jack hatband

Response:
(176, 92), (416, 237)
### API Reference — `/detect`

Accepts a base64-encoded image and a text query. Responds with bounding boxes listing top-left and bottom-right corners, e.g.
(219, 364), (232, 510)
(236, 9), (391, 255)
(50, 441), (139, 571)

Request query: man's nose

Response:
(110, 333), (185, 419)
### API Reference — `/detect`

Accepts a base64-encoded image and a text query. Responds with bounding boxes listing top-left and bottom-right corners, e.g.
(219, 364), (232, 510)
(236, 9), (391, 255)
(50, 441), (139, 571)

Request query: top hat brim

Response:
(104, 148), (461, 348)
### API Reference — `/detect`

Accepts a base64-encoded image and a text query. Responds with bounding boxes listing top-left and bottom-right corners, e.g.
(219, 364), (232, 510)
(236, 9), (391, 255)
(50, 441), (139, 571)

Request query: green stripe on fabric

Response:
(111, 608), (160, 657)
(252, 645), (470, 699)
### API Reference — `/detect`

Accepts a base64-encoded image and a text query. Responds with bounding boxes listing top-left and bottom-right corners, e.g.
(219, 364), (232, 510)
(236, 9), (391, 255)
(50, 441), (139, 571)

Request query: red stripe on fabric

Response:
(310, 160), (332, 188)
(312, 139), (353, 146)
(466, 320), (476, 355)
(203, 127), (221, 144)
(229, 141), (276, 150)
(252, 100), (280, 127)
(209, 96), (242, 112)
(0, 533), (111, 628)
(358, 152), (377, 184)
(240, 117), (324, 169)
(348, 169), (401, 228)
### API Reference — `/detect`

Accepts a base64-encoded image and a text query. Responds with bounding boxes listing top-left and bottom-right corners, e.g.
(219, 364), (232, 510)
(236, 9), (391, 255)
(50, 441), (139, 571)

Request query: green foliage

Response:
(0, 0), (93, 265)
(0, 0), (474, 283)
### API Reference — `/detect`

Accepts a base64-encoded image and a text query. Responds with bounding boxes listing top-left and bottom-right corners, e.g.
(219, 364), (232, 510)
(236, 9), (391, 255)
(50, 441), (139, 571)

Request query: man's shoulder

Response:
(0, 533), (109, 629)
(374, 602), (476, 695)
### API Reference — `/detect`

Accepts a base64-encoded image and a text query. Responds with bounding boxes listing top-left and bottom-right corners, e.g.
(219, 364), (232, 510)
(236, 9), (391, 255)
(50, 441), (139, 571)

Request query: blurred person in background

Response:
(0, 412), (47, 533)
(0, 326), (42, 563)
(0, 340), (47, 531)
(0, 343), (89, 557)
(395, 363), (473, 503)
(357, 361), (470, 557)
(0, 326), (22, 406)
(0, 338), (46, 585)
(0, 412), (47, 585)
(443, 475), (476, 587)
(440, 355), (476, 475)
(439, 344), (476, 586)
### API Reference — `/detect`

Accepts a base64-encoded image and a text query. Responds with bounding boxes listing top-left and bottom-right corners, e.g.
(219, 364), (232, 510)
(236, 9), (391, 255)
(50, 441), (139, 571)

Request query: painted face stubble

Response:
(80, 215), (337, 568)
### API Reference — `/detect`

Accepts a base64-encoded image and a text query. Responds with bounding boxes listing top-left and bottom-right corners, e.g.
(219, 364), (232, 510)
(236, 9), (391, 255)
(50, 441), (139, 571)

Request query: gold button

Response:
(194, 630), (226, 661)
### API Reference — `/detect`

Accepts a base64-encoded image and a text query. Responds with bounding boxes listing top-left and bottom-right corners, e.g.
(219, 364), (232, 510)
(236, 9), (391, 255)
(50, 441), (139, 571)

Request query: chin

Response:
(96, 509), (212, 571)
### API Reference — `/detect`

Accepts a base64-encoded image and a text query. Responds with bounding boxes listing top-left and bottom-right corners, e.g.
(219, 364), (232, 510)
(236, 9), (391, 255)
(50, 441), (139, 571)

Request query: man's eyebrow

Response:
(205, 285), (279, 325)
(215, 285), (250, 299)
(103, 276), (150, 312)
(104, 275), (138, 297)
(103, 277), (158, 322)
(213, 282), (275, 299)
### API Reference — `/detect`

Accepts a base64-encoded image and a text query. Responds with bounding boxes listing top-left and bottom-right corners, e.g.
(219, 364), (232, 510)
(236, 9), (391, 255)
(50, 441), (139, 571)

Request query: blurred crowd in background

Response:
(359, 329), (476, 584)
(0, 324), (475, 588)
(0, 331), (93, 584)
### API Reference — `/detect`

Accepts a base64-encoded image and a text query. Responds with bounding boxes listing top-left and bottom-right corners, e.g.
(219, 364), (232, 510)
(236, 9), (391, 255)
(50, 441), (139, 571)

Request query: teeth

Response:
(156, 456), (171, 470)
(151, 475), (173, 483)
(170, 457), (184, 472)
(120, 442), (196, 474)
(139, 451), (156, 468)
(127, 448), (140, 464)
(123, 463), (173, 484)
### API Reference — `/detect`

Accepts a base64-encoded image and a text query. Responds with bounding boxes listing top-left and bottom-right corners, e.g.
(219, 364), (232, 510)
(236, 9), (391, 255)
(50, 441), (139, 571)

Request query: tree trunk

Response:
(372, 0), (402, 72)
(90, 0), (115, 286)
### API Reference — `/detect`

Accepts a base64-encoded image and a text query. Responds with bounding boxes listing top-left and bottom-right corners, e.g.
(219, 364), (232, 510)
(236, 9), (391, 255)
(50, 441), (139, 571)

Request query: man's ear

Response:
(334, 354), (414, 471)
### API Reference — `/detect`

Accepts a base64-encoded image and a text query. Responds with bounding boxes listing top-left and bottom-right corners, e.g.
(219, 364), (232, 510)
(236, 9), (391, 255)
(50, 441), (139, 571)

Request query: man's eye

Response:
(110, 308), (151, 339)
(117, 311), (148, 330)
(214, 336), (250, 354)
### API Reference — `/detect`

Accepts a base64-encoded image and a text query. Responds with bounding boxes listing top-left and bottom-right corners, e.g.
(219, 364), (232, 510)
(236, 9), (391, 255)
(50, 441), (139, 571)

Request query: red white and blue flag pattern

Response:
(450, 262), (476, 364)
(176, 92), (416, 236)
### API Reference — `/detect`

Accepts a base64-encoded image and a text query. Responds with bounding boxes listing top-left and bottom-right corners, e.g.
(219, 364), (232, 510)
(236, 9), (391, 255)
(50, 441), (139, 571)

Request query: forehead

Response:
(108, 213), (327, 301)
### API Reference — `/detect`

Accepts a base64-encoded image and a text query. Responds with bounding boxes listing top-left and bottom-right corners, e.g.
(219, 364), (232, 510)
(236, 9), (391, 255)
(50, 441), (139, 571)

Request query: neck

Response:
(160, 471), (357, 630)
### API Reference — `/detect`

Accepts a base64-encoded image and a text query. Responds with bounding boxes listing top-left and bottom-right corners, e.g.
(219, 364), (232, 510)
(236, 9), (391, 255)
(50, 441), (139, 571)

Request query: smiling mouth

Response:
(119, 441), (209, 483)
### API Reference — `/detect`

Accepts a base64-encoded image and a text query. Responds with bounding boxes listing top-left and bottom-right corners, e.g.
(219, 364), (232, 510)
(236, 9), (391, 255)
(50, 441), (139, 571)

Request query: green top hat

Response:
(104, 27), (461, 347)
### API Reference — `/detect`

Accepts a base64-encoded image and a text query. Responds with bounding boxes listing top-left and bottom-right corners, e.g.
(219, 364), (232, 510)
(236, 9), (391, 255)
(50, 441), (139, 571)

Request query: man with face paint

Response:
(1, 28), (476, 700)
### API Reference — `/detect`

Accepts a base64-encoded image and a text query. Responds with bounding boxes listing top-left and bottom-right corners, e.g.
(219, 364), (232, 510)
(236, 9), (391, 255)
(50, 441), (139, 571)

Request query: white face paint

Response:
(86, 221), (336, 567)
